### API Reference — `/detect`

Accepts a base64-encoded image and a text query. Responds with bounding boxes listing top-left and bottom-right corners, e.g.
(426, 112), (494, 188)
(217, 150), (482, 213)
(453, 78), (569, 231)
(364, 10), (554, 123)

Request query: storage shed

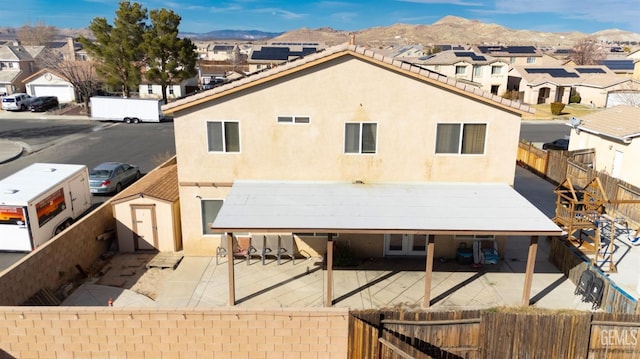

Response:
(111, 160), (181, 252)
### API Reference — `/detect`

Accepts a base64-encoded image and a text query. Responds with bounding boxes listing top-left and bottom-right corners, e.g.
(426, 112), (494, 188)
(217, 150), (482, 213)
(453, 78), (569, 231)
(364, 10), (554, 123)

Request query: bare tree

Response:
(37, 48), (101, 112)
(17, 21), (57, 46)
(570, 36), (606, 65)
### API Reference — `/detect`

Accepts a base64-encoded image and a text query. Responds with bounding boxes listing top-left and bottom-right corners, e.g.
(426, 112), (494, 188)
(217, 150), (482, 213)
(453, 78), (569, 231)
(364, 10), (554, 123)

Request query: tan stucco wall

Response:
(0, 307), (349, 359)
(113, 197), (181, 252)
(174, 56), (522, 256)
(569, 131), (640, 188)
(0, 202), (114, 306)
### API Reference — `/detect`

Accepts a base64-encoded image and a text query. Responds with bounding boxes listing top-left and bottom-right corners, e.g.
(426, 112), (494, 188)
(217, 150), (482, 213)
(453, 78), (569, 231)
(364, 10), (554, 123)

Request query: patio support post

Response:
(227, 232), (236, 306)
(423, 234), (435, 308)
(521, 235), (538, 306)
(325, 234), (334, 307)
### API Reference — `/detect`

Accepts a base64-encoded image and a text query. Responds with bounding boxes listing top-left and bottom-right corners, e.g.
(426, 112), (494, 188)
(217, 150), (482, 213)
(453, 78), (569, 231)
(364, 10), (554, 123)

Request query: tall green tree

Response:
(142, 8), (197, 104)
(79, 1), (147, 98)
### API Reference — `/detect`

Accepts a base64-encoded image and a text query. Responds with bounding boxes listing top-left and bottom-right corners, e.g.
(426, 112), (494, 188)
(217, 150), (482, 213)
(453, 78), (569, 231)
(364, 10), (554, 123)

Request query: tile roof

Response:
(163, 44), (533, 115)
(513, 65), (634, 88)
(112, 162), (179, 203)
(577, 106), (640, 142)
(412, 50), (501, 65)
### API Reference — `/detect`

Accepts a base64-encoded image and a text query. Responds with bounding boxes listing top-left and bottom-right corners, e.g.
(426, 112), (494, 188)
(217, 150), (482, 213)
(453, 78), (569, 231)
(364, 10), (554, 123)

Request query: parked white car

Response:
(1, 93), (32, 111)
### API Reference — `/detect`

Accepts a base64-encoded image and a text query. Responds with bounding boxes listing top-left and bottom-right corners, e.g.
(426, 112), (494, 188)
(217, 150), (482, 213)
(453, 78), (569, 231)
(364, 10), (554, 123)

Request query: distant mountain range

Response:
(268, 16), (640, 47)
(180, 29), (283, 41)
(2, 16), (640, 48)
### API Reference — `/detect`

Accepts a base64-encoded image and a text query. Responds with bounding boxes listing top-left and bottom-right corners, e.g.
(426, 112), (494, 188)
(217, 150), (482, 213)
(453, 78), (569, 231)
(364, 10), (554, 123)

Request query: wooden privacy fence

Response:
(349, 309), (640, 358)
(517, 142), (640, 228)
(549, 236), (639, 314)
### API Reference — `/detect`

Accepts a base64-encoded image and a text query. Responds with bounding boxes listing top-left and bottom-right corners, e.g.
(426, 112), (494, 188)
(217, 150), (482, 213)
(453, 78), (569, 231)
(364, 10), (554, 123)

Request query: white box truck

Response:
(0, 163), (92, 252)
(90, 96), (164, 123)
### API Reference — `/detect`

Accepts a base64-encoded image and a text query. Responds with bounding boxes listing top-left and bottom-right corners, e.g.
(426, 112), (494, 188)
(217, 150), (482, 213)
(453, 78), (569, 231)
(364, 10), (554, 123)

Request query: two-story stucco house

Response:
(411, 50), (509, 96)
(475, 45), (562, 67)
(569, 106), (640, 188)
(0, 42), (43, 96)
(162, 44), (559, 274)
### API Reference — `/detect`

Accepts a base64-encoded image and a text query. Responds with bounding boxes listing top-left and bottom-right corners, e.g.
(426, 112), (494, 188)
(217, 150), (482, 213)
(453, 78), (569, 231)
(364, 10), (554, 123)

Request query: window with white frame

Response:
(345, 122), (377, 154)
(207, 121), (240, 152)
(455, 65), (466, 75)
(277, 116), (310, 124)
(147, 84), (153, 94)
(201, 199), (223, 235)
(509, 57), (516, 64)
(168, 85), (174, 95)
(435, 123), (487, 154)
(526, 57), (536, 64)
(491, 65), (502, 75)
(473, 66), (482, 77)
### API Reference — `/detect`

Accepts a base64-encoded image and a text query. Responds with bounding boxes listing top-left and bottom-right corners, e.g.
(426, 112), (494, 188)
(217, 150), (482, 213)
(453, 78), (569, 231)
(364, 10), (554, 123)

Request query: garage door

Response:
(31, 85), (74, 103)
(606, 91), (640, 108)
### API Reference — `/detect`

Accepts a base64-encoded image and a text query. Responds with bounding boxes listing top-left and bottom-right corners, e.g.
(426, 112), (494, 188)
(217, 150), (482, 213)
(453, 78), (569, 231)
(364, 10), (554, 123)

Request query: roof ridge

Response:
(163, 43), (532, 114)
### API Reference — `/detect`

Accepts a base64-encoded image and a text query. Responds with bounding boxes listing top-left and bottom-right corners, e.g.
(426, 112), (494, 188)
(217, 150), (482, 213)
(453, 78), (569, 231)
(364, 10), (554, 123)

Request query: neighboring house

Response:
(411, 50), (509, 95)
(509, 65), (640, 107)
(475, 45), (562, 67)
(206, 44), (235, 61)
(247, 44), (321, 73)
(161, 44), (558, 263)
(0, 42), (42, 95)
(197, 60), (249, 89)
(46, 37), (86, 62)
(600, 58), (636, 77)
(22, 68), (76, 103)
(389, 45), (429, 59)
(569, 106), (640, 188)
(138, 75), (198, 101)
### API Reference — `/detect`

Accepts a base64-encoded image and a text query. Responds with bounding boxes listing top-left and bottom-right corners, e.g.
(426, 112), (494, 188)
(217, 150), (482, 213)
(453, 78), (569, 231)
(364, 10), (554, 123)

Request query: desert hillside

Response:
(271, 16), (640, 48)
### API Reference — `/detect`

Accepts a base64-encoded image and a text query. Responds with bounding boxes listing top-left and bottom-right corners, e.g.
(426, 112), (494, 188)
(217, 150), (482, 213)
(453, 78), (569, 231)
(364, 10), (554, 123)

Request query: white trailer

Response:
(0, 163), (92, 252)
(90, 97), (164, 123)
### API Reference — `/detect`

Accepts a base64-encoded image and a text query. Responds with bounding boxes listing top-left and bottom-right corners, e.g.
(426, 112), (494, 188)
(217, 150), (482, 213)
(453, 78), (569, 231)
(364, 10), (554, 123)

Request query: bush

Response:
(550, 102), (565, 115)
(569, 94), (582, 103)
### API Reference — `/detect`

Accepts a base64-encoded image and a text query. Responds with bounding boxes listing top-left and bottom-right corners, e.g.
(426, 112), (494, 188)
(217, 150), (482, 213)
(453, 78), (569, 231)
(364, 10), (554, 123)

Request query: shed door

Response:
(131, 204), (158, 251)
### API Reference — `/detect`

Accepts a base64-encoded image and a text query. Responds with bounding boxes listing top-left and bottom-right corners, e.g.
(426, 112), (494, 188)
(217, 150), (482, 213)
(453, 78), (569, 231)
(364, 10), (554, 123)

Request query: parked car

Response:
(1, 93), (32, 111)
(542, 138), (569, 151)
(28, 96), (59, 112)
(89, 162), (141, 194)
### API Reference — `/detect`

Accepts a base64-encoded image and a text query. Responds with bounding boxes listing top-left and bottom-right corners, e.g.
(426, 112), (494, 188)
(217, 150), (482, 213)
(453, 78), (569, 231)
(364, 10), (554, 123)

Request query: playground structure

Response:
(553, 177), (640, 273)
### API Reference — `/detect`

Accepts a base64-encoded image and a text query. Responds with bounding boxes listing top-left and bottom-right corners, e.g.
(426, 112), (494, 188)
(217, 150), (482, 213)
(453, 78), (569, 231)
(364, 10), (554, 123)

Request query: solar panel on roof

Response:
(600, 60), (634, 71)
(505, 46), (537, 54)
(524, 68), (579, 77)
(453, 51), (486, 61)
(575, 68), (606, 74)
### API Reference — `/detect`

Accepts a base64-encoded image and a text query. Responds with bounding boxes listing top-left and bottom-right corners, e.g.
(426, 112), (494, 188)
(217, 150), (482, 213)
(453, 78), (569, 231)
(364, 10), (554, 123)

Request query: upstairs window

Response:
(345, 122), (377, 154)
(207, 121), (240, 152)
(474, 66), (482, 77)
(147, 84), (153, 94)
(491, 65), (502, 75)
(277, 116), (310, 124)
(526, 57), (536, 64)
(435, 123), (487, 155)
(455, 65), (466, 75)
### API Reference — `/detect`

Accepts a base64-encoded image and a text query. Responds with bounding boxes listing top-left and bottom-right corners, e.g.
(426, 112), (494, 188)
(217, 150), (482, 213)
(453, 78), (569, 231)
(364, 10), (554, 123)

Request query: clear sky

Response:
(5, 0), (640, 35)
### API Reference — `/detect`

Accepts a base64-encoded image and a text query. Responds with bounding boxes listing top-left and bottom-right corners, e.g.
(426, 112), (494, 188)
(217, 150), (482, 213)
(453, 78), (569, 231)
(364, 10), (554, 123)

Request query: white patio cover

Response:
(211, 181), (562, 236)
